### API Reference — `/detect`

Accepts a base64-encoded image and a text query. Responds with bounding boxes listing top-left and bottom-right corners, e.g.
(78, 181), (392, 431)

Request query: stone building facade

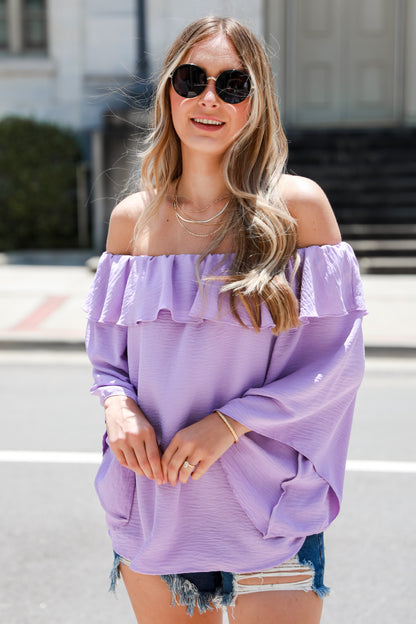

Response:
(1, 0), (415, 250)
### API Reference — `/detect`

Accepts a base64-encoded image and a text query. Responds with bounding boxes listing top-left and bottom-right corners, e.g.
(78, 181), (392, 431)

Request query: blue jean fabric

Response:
(109, 532), (329, 616)
(160, 532), (329, 615)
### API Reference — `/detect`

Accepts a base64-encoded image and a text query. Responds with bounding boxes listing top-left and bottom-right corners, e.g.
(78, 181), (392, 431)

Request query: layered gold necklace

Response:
(172, 183), (231, 238)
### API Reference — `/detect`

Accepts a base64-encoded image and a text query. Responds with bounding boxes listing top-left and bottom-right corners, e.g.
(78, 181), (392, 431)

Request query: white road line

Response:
(346, 460), (416, 474)
(0, 451), (415, 473)
(0, 450), (101, 464)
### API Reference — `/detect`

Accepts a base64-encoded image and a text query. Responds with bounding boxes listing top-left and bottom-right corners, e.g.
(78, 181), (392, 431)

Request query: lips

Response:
(191, 117), (225, 127)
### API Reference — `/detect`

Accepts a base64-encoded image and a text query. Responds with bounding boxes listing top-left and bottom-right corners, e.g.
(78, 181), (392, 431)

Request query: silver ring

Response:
(183, 460), (196, 471)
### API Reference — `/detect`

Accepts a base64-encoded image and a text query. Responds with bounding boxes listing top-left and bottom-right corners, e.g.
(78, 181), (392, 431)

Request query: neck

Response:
(178, 149), (228, 207)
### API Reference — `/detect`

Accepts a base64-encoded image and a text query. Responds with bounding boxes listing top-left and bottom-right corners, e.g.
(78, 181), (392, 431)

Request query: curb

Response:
(0, 339), (86, 351)
(0, 250), (96, 267)
(365, 345), (416, 358)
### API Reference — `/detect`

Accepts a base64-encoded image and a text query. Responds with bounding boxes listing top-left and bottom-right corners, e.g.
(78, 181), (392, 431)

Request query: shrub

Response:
(0, 116), (82, 250)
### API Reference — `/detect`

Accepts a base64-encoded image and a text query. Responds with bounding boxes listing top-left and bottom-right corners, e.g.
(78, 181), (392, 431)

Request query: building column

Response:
(263, 0), (287, 120)
(404, 0), (416, 123)
(91, 130), (106, 252)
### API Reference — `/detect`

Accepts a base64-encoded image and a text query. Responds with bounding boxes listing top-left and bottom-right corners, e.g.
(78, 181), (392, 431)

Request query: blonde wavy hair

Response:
(138, 16), (300, 334)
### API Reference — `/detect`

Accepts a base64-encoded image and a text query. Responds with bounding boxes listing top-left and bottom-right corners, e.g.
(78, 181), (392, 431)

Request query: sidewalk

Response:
(0, 263), (92, 348)
(0, 258), (415, 353)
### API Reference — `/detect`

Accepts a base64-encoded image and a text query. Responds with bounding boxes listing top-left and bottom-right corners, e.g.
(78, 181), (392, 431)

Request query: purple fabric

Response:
(84, 242), (366, 574)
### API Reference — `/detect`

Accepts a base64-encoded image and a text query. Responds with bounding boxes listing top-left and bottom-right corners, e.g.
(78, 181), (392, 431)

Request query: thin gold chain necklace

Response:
(174, 211), (225, 237)
(172, 181), (231, 237)
(174, 197), (230, 224)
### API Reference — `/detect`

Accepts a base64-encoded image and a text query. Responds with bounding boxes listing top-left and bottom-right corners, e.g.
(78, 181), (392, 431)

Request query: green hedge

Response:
(0, 116), (82, 251)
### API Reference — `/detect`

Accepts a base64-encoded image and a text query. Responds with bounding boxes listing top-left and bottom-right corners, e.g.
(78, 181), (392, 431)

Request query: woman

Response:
(84, 16), (366, 624)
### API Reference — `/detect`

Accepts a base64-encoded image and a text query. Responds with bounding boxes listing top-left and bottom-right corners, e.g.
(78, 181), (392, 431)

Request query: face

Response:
(169, 34), (252, 159)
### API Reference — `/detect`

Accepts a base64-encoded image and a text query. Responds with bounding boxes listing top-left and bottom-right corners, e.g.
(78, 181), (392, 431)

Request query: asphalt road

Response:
(0, 350), (415, 624)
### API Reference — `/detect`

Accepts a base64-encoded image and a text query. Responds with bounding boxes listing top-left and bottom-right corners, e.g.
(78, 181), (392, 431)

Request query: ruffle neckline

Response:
(83, 243), (366, 329)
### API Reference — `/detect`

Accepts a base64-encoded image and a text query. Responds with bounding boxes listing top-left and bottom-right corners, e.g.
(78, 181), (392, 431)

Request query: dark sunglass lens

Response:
(216, 70), (251, 104)
(172, 64), (207, 98)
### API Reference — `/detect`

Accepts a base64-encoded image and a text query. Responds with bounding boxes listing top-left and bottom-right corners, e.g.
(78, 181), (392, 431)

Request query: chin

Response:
(182, 138), (230, 159)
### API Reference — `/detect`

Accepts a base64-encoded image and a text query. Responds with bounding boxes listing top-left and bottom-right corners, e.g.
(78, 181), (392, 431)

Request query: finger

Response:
(112, 447), (128, 467)
(133, 442), (155, 481)
(161, 444), (178, 484)
(121, 447), (145, 476)
(164, 448), (186, 486)
(144, 439), (165, 485)
(178, 459), (198, 484)
(190, 460), (208, 481)
(133, 465), (145, 477)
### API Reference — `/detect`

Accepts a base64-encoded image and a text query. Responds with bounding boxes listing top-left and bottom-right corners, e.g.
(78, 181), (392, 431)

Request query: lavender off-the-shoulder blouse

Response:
(84, 242), (367, 575)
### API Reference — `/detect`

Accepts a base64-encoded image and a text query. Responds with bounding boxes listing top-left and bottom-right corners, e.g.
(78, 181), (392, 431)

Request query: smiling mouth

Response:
(192, 118), (225, 126)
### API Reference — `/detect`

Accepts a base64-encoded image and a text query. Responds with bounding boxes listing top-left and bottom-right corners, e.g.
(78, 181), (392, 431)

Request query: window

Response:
(22, 0), (47, 51)
(0, 1), (7, 50)
(0, 0), (47, 54)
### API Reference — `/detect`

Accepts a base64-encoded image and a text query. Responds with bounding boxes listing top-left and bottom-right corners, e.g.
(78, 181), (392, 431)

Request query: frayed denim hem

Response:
(313, 583), (331, 599)
(161, 573), (234, 616)
(297, 532), (331, 599)
(109, 532), (330, 608)
(109, 552), (122, 593)
(298, 558), (330, 600)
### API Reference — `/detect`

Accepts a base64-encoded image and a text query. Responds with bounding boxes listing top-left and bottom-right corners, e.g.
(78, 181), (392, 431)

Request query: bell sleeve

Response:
(218, 242), (367, 539)
(85, 321), (138, 406)
(83, 253), (139, 406)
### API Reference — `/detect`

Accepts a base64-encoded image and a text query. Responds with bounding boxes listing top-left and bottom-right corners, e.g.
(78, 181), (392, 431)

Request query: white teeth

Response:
(193, 118), (224, 126)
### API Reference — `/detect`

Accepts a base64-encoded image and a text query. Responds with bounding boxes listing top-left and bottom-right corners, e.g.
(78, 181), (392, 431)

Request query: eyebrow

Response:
(182, 61), (247, 73)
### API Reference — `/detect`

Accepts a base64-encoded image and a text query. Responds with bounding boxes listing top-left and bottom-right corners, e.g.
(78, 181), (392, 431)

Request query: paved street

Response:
(0, 350), (415, 623)
(0, 349), (135, 624)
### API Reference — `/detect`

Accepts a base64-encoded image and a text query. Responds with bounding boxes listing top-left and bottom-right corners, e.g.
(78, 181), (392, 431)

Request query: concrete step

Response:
(358, 255), (416, 274)
(341, 224), (416, 238)
(286, 127), (416, 231)
(348, 239), (416, 256)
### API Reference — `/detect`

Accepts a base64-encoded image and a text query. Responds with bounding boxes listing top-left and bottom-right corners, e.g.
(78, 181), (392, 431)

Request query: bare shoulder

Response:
(279, 174), (341, 248)
(106, 191), (149, 255)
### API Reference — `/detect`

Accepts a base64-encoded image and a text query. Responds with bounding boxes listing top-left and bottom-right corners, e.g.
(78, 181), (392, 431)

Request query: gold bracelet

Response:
(215, 410), (239, 444)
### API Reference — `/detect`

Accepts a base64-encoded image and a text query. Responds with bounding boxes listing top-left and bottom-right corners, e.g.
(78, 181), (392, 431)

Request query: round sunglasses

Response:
(170, 63), (251, 104)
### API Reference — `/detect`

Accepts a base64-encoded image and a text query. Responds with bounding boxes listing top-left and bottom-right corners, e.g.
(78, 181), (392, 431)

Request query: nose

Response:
(199, 79), (219, 107)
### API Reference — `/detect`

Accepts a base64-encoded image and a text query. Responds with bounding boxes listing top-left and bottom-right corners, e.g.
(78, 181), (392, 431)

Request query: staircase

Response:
(286, 127), (416, 273)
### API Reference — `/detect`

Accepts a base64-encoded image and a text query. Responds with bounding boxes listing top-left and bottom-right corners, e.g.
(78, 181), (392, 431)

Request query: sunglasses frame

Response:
(170, 63), (252, 104)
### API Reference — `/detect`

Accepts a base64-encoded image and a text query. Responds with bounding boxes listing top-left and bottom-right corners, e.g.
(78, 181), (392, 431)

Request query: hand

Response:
(161, 412), (240, 486)
(104, 395), (165, 485)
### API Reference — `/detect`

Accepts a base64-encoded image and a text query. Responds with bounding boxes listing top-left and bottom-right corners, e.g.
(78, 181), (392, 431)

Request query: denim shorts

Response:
(112, 533), (329, 616)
